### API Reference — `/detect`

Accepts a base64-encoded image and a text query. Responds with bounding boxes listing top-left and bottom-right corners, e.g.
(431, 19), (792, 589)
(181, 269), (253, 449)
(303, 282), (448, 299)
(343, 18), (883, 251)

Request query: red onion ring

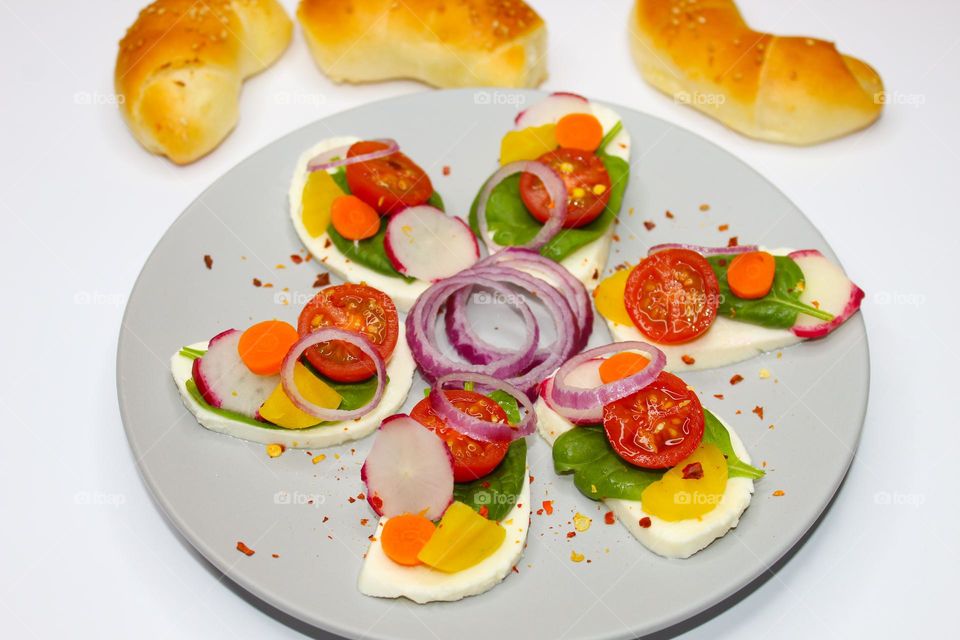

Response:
(476, 161), (567, 252)
(307, 138), (399, 173)
(545, 342), (666, 424)
(430, 374), (535, 443)
(280, 328), (385, 420)
(648, 243), (759, 256)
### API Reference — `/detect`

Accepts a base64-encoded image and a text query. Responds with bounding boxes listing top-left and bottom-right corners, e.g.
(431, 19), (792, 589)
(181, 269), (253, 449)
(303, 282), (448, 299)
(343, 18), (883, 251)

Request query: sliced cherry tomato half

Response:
(297, 283), (399, 383)
(519, 147), (611, 229)
(344, 140), (433, 214)
(602, 371), (705, 469)
(410, 390), (510, 482)
(624, 248), (719, 344)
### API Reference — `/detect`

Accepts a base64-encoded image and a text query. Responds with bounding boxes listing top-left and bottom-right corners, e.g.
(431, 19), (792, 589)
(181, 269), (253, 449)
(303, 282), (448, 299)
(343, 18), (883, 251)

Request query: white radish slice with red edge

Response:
(384, 206), (479, 281)
(789, 249), (865, 339)
(361, 415), (454, 520)
(515, 92), (590, 128)
(192, 329), (279, 418)
(539, 358), (604, 425)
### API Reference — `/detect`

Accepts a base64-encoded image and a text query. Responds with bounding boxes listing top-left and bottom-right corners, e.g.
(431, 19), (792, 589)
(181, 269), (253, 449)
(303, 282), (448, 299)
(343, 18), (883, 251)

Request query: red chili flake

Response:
(542, 500), (554, 515)
(511, 565), (519, 574)
(638, 517), (652, 528)
(478, 505), (489, 518)
(368, 535), (376, 542)
(252, 278), (262, 287)
(643, 220), (656, 231)
(236, 541), (255, 556)
(727, 236), (739, 247)
(713, 393), (724, 399)
(529, 475), (535, 483)
(347, 496), (356, 504)
(718, 224), (729, 232)
(290, 254), (303, 264)
(536, 509), (544, 515)
(360, 518), (369, 526)
(369, 495), (383, 512)
(203, 254), (213, 269)
(604, 511), (615, 525)
(699, 203), (710, 212)
(442, 165), (451, 176)
(729, 374), (744, 385)
(481, 481), (491, 489)
(323, 238), (332, 249)
(271, 553), (280, 558)
(681, 354), (695, 365)
(566, 531), (576, 538)
(752, 405), (764, 420)
(772, 490), (785, 497)
(612, 234), (621, 242)
(682, 462), (704, 479)
(592, 269), (599, 281)
(357, 492), (365, 500)
(322, 516), (329, 523)
(312, 272), (331, 288)
(262, 283), (273, 288)
(665, 210), (675, 219)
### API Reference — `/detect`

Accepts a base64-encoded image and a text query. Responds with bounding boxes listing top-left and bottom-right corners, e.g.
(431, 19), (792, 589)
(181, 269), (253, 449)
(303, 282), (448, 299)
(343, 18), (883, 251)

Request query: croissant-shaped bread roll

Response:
(116, 0), (292, 164)
(630, 0), (884, 144)
(297, 0), (547, 88)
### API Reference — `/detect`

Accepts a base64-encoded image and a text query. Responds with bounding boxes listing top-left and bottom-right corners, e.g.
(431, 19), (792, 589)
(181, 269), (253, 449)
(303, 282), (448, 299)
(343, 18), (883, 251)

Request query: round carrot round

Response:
(331, 194), (380, 240)
(555, 113), (604, 151)
(238, 320), (300, 375)
(381, 513), (436, 566)
(599, 351), (651, 384)
(727, 251), (776, 299)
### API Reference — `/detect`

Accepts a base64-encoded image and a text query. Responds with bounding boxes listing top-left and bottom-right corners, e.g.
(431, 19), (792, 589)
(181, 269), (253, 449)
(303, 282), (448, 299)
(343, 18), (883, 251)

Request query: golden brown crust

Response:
(297, 0), (547, 88)
(115, 0), (292, 164)
(630, 0), (883, 144)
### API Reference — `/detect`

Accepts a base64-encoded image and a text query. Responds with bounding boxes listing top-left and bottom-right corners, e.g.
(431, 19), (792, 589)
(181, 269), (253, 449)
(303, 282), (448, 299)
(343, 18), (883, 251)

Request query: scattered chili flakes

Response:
(357, 492), (365, 500)
(347, 496), (356, 504)
(236, 541), (255, 556)
(323, 238), (332, 249)
(478, 505), (489, 518)
(573, 513), (592, 532)
(682, 462), (704, 480)
(638, 517), (652, 528)
(570, 551), (585, 563)
(713, 393), (725, 399)
(681, 354), (696, 365)
(312, 454), (326, 464)
(360, 518), (369, 526)
(752, 405), (764, 420)
(322, 516), (329, 523)
(481, 481), (491, 489)
(759, 368), (771, 379)
(592, 268), (600, 281)
(271, 553), (280, 558)
(699, 203), (710, 212)
(718, 224), (729, 232)
(275, 263), (286, 269)
(263, 283), (274, 288)
(604, 511), (615, 525)
(252, 278), (263, 287)
(442, 165), (451, 176)
(730, 374), (744, 385)
(511, 565), (519, 574)
(203, 254), (213, 269)
(290, 254), (303, 264)
(566, 531), (576, 539)
(643, 220), (656, 231)
(665, 209), (674, 219)
(772, 490), (785, 497)
(312, 272), (331, 288)
(762, 461), (768, 468)
(542, 500), (554, 515)
(727, 236), (739, 247)
(612, 233), (621, 242)
(266, 443), (284, 458)
(536, 508), (544, 515)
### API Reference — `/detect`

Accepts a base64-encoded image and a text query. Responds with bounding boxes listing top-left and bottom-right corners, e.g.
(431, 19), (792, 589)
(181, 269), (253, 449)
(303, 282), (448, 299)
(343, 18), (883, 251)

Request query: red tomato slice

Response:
(410, 390), (510, 482)
(624, 248), (719, 344)
(345, 140), (433, 214)
(602, 371), (705, 469)
(297, 284), (399, 383)
(519, 147), (611, 229)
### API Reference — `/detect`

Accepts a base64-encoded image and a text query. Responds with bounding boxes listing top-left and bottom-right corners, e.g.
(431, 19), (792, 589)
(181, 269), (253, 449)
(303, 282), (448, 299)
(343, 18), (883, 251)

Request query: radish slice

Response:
(361, 415), (454, 520)
(384, 206), (479, 281)
(789, 250), (865, 339)
(515, 92), (590, 128)
(192, 329), (278, 418)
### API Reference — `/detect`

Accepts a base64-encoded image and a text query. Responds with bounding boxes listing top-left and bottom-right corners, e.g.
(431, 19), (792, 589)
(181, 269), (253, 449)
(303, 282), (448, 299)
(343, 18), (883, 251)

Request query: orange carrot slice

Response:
(238, 320), (299, 375)
(555, 113), (604, 151)
(331, 195), (380, 240)
(727, 251), (776, 299)
(381, 513), (436, 566)
(599, 352), (651, 384)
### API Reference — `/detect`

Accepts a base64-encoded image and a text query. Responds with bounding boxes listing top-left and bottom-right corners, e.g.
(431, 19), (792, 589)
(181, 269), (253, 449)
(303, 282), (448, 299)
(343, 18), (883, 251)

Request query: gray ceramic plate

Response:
(118, 89), (869, 640)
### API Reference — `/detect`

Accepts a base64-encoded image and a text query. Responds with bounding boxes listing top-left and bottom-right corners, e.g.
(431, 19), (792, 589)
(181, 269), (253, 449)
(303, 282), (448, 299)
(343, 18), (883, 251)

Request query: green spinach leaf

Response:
(185, 379), (283, 430)
(453, 438), (527, 521)
(488, 389), (522, 425)
(703, 410), (765, 479)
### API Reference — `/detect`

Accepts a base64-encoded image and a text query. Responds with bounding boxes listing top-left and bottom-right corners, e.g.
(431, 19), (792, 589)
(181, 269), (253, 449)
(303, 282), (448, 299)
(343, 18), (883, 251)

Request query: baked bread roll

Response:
(297, 0), (547, 88)
(630, 0), (883, 145)
(116, 0), (292, 164)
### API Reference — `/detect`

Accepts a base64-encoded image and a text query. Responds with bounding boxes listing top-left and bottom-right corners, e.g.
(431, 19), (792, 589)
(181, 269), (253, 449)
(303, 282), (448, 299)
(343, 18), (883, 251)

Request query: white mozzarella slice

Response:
(358, 473), (530, 603)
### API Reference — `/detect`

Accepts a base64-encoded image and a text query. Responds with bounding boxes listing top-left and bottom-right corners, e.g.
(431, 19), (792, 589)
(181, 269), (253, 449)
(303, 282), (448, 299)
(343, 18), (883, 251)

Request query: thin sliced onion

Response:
(476, 161), (567, 252)
(648, 243), (758, 256)
(280, 328), (385, 419)
(430, 374), (535, 442)
(307, 138), (399, 172)
(546, 342), (666, 423)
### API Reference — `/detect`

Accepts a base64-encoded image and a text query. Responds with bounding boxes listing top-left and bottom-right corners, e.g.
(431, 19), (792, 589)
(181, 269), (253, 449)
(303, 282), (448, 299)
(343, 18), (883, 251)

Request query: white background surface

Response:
(1, 0), (955, 637)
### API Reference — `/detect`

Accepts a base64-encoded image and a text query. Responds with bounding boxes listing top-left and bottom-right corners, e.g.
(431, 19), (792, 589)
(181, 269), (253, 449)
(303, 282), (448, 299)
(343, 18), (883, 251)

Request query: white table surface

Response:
(2, 0), (955, 637)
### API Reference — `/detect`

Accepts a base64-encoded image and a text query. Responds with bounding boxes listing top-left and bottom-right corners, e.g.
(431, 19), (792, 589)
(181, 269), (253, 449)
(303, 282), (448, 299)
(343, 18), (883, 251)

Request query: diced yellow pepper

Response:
(593, 267), (634, 326)
(301, 170), (344, 237)
(258, 363), (342, 429)
(641, 444), (728, 521)
(417, 502), (506, 573)
(499, 124), (558, 165)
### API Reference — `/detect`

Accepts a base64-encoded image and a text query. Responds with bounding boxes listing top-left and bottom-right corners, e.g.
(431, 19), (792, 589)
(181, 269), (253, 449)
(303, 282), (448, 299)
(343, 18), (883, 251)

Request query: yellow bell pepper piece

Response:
(301, 170), (344, 237)
(499, 124), (558, 165)
(258, 363), (342, 429)
(593, 267), (634, 326)
(641, 444), (728, 521)
(417, 502), (506, 573)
